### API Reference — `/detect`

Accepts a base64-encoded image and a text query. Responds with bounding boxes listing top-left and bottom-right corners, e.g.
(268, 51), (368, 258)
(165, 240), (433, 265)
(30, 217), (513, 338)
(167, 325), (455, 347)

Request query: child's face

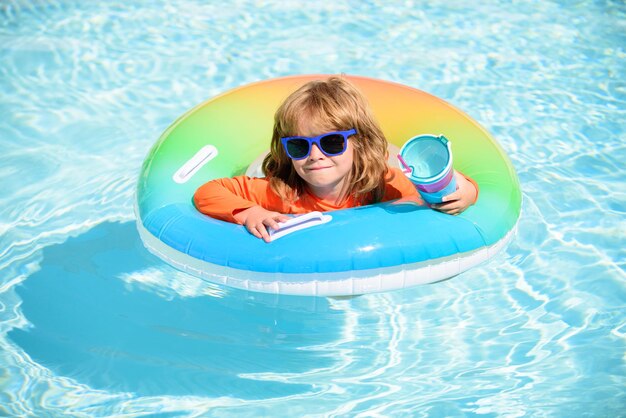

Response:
(291, 119), (354, 199)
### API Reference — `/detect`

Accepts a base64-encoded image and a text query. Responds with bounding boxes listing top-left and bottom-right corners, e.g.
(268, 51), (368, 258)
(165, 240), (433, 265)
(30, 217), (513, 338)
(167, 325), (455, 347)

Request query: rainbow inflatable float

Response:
(135, 75), (521, 296)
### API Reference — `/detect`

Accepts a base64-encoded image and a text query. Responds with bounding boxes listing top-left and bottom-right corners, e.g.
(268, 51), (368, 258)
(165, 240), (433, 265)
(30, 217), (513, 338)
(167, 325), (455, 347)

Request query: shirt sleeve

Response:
(193, 176), (283, 223)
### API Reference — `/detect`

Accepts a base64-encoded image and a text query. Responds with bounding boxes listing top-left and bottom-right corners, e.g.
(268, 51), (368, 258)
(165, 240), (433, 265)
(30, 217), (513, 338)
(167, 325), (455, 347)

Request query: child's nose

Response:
(309, 144), (325, 159)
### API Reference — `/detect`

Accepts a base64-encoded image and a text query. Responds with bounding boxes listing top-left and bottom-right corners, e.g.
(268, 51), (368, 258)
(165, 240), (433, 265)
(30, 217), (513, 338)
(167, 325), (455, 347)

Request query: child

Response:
(194, 76), (478, 242)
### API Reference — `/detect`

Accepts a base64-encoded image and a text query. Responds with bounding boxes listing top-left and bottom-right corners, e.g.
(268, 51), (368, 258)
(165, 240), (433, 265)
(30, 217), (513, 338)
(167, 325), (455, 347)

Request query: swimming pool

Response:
(1, 0), (624, 416)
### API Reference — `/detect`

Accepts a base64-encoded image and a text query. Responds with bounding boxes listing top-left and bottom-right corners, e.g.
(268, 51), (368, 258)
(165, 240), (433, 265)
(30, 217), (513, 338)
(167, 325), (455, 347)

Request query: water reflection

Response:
(9, 221), (343, 398)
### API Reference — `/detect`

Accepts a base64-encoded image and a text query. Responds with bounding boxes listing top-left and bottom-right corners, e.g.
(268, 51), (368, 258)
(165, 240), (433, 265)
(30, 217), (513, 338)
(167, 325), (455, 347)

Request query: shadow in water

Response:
(9, 221), (343, 398)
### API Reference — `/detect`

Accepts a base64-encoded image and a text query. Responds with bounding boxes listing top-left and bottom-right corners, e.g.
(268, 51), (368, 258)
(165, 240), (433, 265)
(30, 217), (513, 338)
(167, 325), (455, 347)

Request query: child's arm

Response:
(194, 177), (261, 222)
(431, 171), (478, 215)
(193, 176), (290, 241)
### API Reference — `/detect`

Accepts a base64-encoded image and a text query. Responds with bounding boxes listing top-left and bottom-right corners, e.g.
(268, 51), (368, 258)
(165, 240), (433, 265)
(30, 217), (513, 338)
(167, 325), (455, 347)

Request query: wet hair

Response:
(262, 76), (389, 204)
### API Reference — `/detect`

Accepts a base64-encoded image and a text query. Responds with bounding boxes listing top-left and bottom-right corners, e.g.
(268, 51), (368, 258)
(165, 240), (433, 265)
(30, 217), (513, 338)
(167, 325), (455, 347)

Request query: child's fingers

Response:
(246, 224), (263, 239)
(436, 200), (458, 208)
(264, 218), (281, 231)
(432, 200), (461, 215)
(256, 223), (270, 242)
(431, 201), (450, 210)
(244, 212), (290, 242)
(445, 206), (461, 215)
(265, 214), (292, 230)
(441, 190), (460, 203)
(244, 219), (270, 241)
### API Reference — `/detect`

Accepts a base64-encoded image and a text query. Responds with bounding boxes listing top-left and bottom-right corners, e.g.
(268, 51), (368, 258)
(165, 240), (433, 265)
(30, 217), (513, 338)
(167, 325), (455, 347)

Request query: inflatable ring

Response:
(135, 75), (521, 296)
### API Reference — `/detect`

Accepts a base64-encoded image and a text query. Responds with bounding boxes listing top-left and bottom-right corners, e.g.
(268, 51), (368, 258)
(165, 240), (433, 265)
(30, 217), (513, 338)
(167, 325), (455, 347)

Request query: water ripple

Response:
(1, 0), (625, 416)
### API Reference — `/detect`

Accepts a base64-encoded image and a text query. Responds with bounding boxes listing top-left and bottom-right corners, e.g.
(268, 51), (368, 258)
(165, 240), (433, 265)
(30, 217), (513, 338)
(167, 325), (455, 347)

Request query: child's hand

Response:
(431, 172), (477, 215)
(233, 205), (291, 243)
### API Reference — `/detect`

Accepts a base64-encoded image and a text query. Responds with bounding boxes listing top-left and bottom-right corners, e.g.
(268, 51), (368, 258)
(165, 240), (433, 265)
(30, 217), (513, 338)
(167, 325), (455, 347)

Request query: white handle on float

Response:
(268, 211), (332, 242)
(173, 145), (218, 184)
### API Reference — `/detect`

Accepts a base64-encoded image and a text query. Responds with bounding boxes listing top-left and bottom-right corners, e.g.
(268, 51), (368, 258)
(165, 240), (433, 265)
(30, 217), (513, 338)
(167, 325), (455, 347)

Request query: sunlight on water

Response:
(1, 0), (625, 416)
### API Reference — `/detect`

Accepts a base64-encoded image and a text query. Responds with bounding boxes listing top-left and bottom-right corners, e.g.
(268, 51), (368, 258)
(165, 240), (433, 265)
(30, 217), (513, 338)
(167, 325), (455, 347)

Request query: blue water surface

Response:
(1, 0), (625, 416)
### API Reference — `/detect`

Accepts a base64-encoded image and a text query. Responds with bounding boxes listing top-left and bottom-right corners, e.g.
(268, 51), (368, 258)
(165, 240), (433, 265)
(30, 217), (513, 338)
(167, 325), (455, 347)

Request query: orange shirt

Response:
(194, 168), (477, 223)
(194, 168), (415, 223)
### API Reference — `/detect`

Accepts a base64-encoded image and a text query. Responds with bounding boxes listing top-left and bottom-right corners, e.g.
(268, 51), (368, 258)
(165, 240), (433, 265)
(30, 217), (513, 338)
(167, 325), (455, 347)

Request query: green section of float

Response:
(137, 84), (275, 215)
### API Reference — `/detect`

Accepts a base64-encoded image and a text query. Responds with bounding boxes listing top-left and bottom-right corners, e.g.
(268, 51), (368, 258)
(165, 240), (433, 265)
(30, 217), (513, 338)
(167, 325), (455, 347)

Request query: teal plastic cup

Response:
(398, 134), (457, 204)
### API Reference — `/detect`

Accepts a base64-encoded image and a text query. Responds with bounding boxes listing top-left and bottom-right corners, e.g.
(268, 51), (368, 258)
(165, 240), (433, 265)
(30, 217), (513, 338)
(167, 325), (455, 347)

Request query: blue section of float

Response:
(142, 201), (487, 275)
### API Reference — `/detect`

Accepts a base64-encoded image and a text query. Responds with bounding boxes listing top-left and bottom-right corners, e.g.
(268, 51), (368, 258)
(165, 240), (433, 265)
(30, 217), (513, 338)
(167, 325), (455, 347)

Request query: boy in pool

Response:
(194, 76), (478, 242)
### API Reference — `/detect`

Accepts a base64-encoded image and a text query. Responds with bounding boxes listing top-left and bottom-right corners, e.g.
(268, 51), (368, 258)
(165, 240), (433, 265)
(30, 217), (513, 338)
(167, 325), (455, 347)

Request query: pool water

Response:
(1, 0), (624, 416)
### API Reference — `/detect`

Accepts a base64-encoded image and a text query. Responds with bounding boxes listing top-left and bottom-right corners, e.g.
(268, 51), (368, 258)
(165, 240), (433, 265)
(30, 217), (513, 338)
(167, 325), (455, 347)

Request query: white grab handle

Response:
(268, 211), (332, 241)
(173, 145), (218, 184)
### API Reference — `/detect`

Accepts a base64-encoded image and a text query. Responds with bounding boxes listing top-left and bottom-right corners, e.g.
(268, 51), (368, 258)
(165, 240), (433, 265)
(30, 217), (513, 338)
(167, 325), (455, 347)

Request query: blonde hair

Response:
(262, 76), (389, 204)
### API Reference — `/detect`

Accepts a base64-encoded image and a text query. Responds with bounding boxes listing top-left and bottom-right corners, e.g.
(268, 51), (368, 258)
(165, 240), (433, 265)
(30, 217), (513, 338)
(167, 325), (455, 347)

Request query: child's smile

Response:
(294, 142), (354, 202)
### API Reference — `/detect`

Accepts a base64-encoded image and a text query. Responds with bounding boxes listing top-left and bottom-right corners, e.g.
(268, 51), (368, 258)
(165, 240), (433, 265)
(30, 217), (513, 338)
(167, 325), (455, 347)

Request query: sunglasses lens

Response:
(286, 138), (310, 159)
(320, 134), (346, 155)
